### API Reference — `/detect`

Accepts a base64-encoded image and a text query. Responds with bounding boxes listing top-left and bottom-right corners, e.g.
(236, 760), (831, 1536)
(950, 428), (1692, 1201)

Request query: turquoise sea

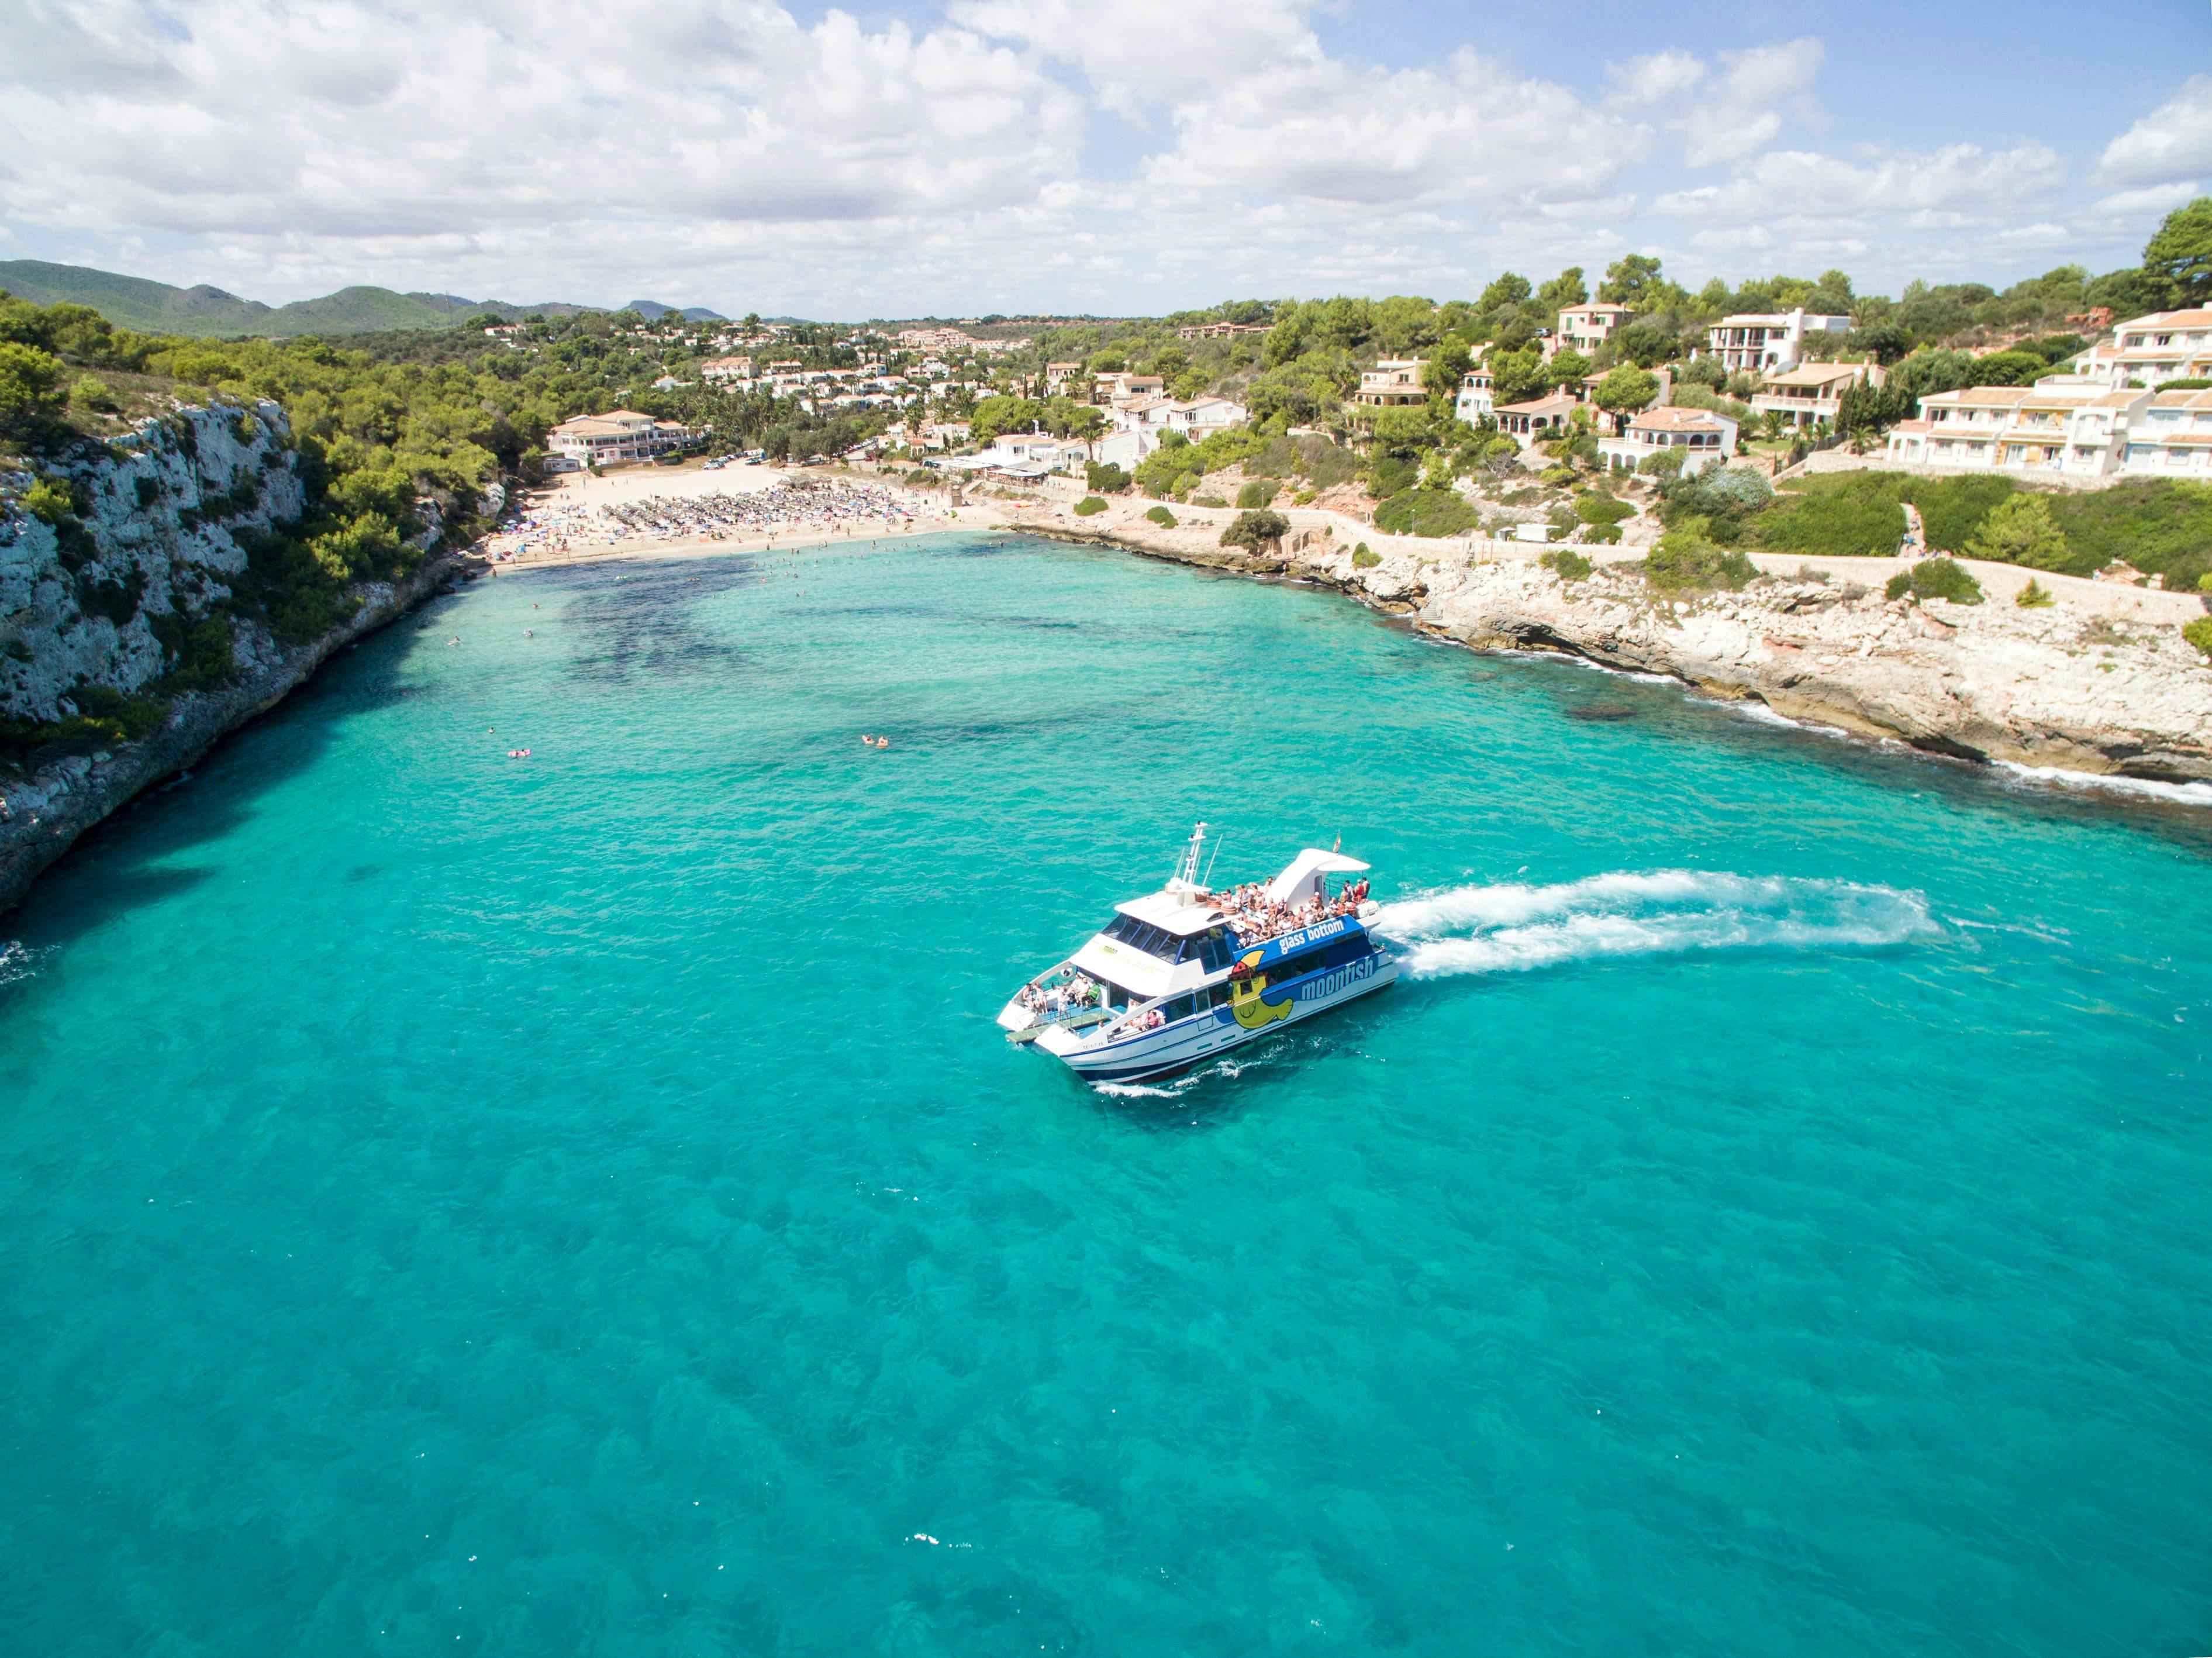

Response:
(3, 533), (2208, 1656)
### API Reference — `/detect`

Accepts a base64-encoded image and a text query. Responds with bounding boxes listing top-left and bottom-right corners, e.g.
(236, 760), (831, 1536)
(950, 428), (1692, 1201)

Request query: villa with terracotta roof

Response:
(1354, 359), (1429, 408)
(1882, 381), (2149, 477)
(1494, 391), (1581, 443)
(1598, 406), (1738, 475)
(1749, 361), (1885, 429)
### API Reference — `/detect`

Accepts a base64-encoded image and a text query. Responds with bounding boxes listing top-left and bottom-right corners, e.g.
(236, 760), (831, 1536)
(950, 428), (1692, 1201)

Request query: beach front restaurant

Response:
(547, 410), (696, 468)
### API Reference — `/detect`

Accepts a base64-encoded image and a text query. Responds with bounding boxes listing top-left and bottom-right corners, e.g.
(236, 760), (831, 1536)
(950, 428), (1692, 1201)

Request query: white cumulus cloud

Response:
(2097, 75), (2212, 188)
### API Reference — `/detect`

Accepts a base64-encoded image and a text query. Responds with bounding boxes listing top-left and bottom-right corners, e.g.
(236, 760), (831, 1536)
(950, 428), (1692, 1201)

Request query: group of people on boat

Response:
(1017, 972), (1104, 1018)
(1214, 878), (1371, 949)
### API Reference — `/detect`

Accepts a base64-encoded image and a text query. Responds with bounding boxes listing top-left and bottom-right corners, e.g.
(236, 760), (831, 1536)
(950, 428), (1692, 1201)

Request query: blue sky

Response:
(1, 0), (2206, 316)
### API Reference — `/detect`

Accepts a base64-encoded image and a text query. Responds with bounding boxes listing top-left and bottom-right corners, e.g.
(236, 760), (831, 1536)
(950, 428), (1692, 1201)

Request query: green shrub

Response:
(1220, 509), (1289, 551)
(1542, 548), (1593, 581)
(1352, 547), (1381, 568)
(1144, 505), (1176, 528)
(23, 476), (75, 524)
(1647, 520), (1757, 591)
(2184, 616), (2212, 660)
(2015, 578), (2056, 608)
(1582, 523), (1622, 545)
(1540, 463), (1577, 488)
(1236, 478), (1279, 508)
(1366, 454), (1417, 498)
(0, 341), (67, 436)
(66, 682), (168, 742)
(1887, 557), (1984, 604)
(904, 468), (936, 485)
(1374, 487), (1480, 537)
(1899, 473), (2015, 551)
(1754, 474), (1907, 559)
(1573, 490), (1635, 527)
(2047, 478), (2212, 591)
(1085, 460), (1130, 493)
(1192, 494), (1227, 508)
(1965, 492), (2070, 571)
(1072, 495), (1107, 516)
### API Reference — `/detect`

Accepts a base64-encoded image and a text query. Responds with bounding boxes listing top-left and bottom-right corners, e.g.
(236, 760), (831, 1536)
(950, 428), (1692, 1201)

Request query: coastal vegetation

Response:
(1220, 509), (1289, 553)
(1886, 558), (1985, 605)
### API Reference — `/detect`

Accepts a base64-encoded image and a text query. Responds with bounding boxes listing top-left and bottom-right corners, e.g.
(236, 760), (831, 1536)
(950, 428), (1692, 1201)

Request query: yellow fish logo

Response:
(1228, 949), (1293, 1030)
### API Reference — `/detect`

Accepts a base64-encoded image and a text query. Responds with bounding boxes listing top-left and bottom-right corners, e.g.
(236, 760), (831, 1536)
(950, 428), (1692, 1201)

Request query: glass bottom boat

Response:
(998, 824), (1397, 1085)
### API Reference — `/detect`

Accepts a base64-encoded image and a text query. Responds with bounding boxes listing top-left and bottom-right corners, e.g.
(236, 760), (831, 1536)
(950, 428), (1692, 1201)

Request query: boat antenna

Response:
(1202, 835), (1224, 889)
(1172, 821), (1207, 887)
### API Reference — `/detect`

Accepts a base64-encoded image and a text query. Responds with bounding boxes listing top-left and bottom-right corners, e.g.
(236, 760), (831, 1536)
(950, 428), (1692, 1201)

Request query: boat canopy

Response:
(1265, 849), (1371, 906)
(1113, 890), (1229, 937)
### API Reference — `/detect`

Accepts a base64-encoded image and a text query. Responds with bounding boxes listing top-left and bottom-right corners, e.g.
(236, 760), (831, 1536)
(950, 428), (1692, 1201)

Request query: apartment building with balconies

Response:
(1882, 381), (2148, 477)
(2120, 387), (2212, 475)
(2075, 309), (2212, 388)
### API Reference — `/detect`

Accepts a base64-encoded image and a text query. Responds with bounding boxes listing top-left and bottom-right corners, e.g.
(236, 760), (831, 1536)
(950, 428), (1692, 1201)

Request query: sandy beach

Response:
(486, 463), (972, 567)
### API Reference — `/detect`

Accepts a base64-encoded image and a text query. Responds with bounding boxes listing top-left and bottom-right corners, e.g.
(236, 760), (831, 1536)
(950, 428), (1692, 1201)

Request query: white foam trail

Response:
(0, 940), (34, 987)
(1372, 870), (1937, 980)
(1992, 761), (2212, 809)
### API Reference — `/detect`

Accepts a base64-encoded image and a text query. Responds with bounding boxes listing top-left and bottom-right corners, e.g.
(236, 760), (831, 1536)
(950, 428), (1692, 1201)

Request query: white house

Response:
(1109, 395), (1248, 437)
(701, 355), (755, 381)
(2119, 387), (2212, 475)
(1547, 303), (1633, 361)
(984, 431), (1088, 471)
(547, 409), (695, 468)
(1704, 308), (1852, 375)
(1883, 381), (2147, 478)
(2076, 308), (2212, 388)
(1599, 406), (1738, 475)
(1750, 361), (1885, 429)
(1455, 368), (1495, 423)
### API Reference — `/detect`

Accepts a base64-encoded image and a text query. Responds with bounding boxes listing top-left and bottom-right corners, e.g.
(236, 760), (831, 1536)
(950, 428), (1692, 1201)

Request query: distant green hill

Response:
(628, 299), (729, 323)
(0, 260), (605, 339)
(0, 260), (275, 335)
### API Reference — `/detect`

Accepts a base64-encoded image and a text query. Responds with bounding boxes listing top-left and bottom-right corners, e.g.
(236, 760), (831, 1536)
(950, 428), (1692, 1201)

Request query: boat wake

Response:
(0, 939), (37, 988)
(1371, 870), (1937, 979)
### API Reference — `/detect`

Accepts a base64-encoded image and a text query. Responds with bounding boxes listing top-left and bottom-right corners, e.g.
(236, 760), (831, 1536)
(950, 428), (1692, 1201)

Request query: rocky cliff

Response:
(1015, 504), (2212, 788)
(1, 402), (455, 912)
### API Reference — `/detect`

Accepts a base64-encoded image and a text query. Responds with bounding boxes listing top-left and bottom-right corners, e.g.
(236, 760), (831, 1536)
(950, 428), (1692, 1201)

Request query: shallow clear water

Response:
(4, 535), (2208, 1656)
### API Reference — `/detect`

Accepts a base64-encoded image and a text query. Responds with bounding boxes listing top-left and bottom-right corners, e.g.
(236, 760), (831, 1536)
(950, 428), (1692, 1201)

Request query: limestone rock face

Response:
(1392, 556), (2212, 783)
(0, 400), (305, 723)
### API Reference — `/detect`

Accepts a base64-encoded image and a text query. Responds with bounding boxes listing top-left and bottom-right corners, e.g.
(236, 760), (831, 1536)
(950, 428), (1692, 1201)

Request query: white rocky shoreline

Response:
(1016, 505), (2212, 792)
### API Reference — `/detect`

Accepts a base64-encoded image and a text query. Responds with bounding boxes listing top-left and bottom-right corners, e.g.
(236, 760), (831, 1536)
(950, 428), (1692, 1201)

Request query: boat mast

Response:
(1172, 821), (1207, 890)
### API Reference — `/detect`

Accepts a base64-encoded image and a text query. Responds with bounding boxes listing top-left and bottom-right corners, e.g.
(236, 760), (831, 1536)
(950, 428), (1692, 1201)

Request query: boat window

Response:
(1102, 915), (1178, 959)
(1207, 983), (1231, 1009)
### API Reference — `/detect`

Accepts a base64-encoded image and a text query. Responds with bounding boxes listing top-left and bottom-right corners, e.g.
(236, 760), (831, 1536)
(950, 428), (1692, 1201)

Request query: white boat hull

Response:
(1037, 947), (1397, 1084)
